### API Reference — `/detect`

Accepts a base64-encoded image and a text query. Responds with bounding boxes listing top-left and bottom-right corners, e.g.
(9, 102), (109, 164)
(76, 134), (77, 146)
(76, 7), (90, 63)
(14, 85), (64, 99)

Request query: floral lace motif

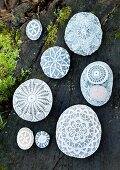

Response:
(13, 79), (53, 122)
(56, 105), (102, 158)
(40, 46), (70, 79)
(26, 19), (42, 40)
(64, 12), (102, 56)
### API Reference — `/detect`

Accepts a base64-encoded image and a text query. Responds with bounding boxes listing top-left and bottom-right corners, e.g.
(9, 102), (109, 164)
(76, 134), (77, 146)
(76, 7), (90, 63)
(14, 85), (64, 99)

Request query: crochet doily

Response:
(56, 105), (102, 158)
(26, 19), (42, 40)
(35, 131), (50, 148)
(17, 127), (34, 150)
(86, 63), (108, 84)
(13, 79), (53, 122)
(40, 46), (70, 79)
(80, 61), (113, 106)
(64, 12), (102, 56)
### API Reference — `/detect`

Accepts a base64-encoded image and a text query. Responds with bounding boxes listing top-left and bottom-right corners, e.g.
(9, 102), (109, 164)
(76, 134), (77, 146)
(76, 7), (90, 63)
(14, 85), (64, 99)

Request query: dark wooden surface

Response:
(0, 0), (120, 169)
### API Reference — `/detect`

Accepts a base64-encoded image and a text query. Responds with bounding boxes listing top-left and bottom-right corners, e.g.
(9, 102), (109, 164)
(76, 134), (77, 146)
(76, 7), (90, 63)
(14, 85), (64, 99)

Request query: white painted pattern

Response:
(64, 12), (102, 56)
(56, 105), (102, 158)
(13, 79), (53, 122)
(40, 46), (70, 79)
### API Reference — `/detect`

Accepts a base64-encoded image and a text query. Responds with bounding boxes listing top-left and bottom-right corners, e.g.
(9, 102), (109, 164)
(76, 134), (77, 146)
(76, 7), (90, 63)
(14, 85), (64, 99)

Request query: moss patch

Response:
(43, 6), (72, 51)
(0, 26), (21, 102)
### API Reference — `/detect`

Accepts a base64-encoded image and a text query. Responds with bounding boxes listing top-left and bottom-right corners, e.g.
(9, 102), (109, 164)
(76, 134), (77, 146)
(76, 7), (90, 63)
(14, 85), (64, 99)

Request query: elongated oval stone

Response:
(80, 61), (113, 106)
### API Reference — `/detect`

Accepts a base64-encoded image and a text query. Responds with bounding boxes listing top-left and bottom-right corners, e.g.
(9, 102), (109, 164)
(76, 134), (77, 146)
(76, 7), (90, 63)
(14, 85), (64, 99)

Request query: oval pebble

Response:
(64, 12), (102, 56)
(26, 19), (42, 40)
(80, 61), (113, 106)
(17, 127), (34, 150)
(56, 105), (102, 158)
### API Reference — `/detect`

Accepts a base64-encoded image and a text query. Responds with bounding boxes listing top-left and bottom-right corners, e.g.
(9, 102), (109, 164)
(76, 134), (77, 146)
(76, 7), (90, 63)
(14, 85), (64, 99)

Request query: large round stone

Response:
(64, 12), (102, 56)
(13, 79), (53, 122)
(56, 105), (102, 158)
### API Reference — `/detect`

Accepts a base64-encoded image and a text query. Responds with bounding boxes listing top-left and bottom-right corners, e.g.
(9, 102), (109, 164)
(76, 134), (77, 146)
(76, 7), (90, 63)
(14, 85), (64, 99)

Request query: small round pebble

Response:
(89, 85), (108, 101)
(17, 127), (34, 150)
(40, 46), (70, 79)
(26, 19), (42, 40)
(35, 131), (50, 148)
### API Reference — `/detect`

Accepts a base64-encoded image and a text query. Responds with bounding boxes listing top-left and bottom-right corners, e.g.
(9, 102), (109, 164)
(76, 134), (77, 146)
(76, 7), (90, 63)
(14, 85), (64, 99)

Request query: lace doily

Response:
(40, 46), (70, 79)
(26, 19), (42, 40)
(56, 105), (102, 158)
(13, 79), (53, 122)
(80, 61), (113, 106)
(64, 12), (102, 56)
(17, 127), (34, 150)
(35, 131), (50, 148)
(87, 64), (108, 84)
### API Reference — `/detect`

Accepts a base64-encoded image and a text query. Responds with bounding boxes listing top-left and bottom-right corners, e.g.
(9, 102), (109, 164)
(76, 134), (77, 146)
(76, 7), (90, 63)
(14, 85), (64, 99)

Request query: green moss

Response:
(44, 22), (58, 49)
(115, 31), (120, 39)
(55, 6), (72, 26)
(44, 6), (72, 50)
(0, 25), (21, 102)
(0, 165), (7, 170)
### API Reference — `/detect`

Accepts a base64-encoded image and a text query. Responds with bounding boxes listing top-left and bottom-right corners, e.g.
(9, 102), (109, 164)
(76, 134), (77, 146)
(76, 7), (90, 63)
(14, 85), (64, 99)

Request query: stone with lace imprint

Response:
(64, 12), (102, 56)
(56, 105), (102, 158)
(40, 46), (70, 79)
(13, 79), (53, 122)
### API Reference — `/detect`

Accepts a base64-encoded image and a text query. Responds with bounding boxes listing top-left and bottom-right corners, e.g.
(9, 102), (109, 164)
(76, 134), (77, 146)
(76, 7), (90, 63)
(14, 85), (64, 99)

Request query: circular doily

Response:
(17, 127), (34, 150)
(35, 131), (50, 148)
(64, 12), (102, 56)
(40, 46), (70, 79)
(56, 105), (101, 158)
(86, 63), (108, 84)
(26, 19), (42, 40)
(13, 79), (53, 122)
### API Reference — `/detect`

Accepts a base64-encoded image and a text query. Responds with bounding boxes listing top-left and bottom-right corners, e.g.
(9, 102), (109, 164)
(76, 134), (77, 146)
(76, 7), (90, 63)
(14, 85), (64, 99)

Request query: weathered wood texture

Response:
(0, 0), (120, 170)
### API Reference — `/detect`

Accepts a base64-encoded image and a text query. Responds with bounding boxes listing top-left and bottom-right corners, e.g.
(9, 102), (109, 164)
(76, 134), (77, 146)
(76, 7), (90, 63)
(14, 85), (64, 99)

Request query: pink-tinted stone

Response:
(89, 85), (108, 101)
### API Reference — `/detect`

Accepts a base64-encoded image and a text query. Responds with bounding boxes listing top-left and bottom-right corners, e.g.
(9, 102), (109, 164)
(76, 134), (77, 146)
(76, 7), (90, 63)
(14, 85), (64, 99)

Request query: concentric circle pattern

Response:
(40, 46), (70, 79)
(56, 105), (102, 158)
(13, 79), (53, 122)
(87, 64), (108, 84)
(26, 19), (42, 40)
(17, 127), (34, 150)
(64, 12), (102, 56)
(35, 131), (50, 148)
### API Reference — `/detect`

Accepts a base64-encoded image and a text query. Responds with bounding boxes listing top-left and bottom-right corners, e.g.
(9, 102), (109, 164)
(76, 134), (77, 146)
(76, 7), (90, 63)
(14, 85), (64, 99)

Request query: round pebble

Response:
(26, 19), (42, 40)
(64, 12), (102, 56)
(17, 127), (34, 150)
(35, 131), (50, 148)
(89, 85), (108, 101)
(56, 105), (102, 158)
(40, 46), (70, 79)
(13, 79), (53, 122)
